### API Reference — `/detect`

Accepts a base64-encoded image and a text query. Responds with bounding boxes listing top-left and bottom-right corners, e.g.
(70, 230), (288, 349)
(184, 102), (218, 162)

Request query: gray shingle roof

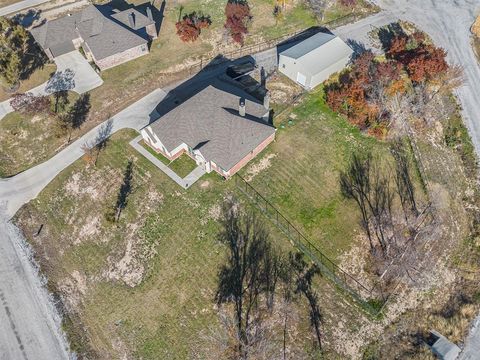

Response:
(31, 5), (149, 60)
(280, 31), (337, 59)
(149, 82), (275, 171)
(280, 32), (353, 77)
(111, 8), (154, 30)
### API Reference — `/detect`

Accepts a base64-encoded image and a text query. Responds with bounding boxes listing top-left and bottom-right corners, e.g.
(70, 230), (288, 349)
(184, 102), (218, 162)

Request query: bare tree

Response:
(288, 252), (322, 350)
(81, 119), (113, 166)
(368, 163), (394, 252)
(61, 93), (91, 142)
(215, 199), (280, 359)
(52, 90), (69, 114)
(340, 153), (395, 255)
(435, 64), (465, 95)
(10, 92), (50, 115)
(390, 140), (418, 220)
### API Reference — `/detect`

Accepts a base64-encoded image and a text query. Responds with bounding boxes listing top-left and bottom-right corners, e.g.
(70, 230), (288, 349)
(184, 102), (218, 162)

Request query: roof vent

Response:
(239, 98), (246, 117)
(67, 13), (72, 16)
(146, 7), (153, 21)
(128, 12), (135, 28)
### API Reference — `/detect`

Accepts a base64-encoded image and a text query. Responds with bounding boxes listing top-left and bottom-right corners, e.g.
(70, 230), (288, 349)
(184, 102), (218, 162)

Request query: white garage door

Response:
(296, 72), (307, 86)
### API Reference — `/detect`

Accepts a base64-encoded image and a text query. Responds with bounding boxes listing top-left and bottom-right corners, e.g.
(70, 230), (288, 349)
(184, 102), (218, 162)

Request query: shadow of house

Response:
(142, 55), (275, 179)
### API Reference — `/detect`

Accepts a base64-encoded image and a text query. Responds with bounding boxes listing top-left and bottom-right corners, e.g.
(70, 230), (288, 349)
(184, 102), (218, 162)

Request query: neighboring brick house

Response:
(142, 81), (276, 178)
(31, 4), (157, 70)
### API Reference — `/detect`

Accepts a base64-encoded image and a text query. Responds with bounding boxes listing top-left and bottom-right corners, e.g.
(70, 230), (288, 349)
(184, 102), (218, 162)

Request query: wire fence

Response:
(234, 174), (390, 316)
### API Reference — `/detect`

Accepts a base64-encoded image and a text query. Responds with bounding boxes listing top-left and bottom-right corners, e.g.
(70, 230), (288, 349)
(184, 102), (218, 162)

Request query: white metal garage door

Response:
(296, 72), (307, 87)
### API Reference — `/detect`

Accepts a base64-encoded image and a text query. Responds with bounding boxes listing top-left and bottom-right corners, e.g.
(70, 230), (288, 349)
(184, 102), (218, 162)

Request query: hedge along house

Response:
(31, 4), (157, 71)
(142, 81), (276, 178)
(278, 32), (353, 90)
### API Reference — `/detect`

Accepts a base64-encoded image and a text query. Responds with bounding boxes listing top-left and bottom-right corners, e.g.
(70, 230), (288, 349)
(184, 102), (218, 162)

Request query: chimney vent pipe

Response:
(128, 12), (135, 28)
(239, 98), (246, 117)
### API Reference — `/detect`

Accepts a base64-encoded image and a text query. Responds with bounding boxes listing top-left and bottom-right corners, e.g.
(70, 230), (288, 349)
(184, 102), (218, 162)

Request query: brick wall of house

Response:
(143, 134), (185, 161)
(95, 43), (149, 70)
(223, 132), (276, 178)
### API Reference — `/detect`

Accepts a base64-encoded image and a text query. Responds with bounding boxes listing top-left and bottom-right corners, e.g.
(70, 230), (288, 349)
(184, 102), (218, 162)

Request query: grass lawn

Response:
(14, 86), (397, 357)
(168, 154), (198, 177)
(139, 139), (170, 165)
(16, 129), (231, 358)
(0, 63), (57, 102)
(0, 91), (79, 177)
(239, 87), (395, 260)
(139, 140), (199, 177)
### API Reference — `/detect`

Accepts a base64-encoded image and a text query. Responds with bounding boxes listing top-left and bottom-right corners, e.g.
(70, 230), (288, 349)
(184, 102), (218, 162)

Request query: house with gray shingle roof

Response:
(30, 4), (157, 70)
(141, 80), (276, 178)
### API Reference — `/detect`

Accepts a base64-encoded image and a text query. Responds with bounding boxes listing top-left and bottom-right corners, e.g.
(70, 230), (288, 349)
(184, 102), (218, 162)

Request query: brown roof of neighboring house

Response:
(149, 81), (275, 171)
(31, 5), (150, 60)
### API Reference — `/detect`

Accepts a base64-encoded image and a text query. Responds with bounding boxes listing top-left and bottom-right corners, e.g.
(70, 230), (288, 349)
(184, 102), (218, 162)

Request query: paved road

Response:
(0, 211), (70, 360)
(0, 0), (50, 16)
(0, 51), (103, 120)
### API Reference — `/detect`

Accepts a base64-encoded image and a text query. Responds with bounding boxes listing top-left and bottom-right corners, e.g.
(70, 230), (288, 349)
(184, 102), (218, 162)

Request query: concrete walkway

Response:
(130, 136), (206, 189)
(0, 0), (50, 16)
(0, 51), (103, 120)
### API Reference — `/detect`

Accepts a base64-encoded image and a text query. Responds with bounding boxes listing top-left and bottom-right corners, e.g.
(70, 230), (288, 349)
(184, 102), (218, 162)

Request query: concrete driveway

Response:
(0, 50), (103, 120)
(52, 51), (103, 94)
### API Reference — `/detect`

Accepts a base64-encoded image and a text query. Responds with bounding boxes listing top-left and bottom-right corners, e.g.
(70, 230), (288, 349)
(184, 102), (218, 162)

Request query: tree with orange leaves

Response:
(176, 12), (211, 42)
(224, 0), (251, 45)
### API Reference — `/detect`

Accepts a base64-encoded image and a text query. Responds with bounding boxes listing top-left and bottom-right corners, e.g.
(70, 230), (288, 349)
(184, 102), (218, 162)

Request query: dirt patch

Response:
(104, 224), (145, 287)
(76, 215), (100, 244)
(267, 74), (304, 105)
(65, 169), (121, 200)
(200, 180), (210, 188)
(244, 153), (277, 182)
(58, 270), (88, 310)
